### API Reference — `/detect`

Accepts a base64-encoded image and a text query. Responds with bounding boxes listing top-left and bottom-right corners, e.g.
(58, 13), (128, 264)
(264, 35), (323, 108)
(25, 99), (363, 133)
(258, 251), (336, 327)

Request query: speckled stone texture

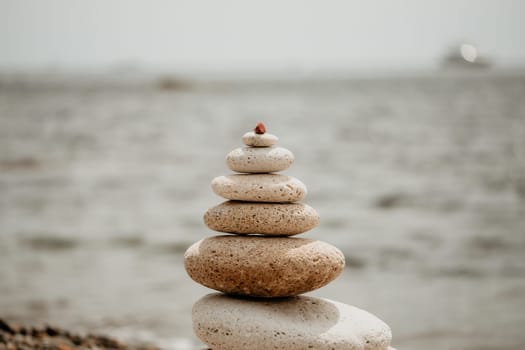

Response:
(192, 293), (392, 350)
(184, 235), (345, 297)
(204, 201), (319, 235)
(226, 146), (294, 173)
(211, 174), (307, 203)
(242, 131), (278, 147)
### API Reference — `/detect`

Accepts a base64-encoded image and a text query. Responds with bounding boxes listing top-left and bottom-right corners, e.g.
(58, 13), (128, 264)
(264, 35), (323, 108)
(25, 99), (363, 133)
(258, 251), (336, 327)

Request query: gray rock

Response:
(192, 293), (392, 350)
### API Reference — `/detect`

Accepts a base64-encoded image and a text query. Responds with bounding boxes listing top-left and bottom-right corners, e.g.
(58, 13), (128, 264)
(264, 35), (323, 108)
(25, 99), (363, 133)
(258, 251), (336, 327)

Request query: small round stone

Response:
(192, 293), (392, 350)
(204, 201), (319, 235)
(242, 131), (278, 147)
(226, 147), (294, 173)
(184, 236), (345, 297)
(211, 174), (307, 203)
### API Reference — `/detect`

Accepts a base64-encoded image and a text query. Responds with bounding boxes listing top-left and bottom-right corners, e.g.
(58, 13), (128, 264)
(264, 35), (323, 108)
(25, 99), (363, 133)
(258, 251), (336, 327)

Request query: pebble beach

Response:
(1, 71), (525, 350)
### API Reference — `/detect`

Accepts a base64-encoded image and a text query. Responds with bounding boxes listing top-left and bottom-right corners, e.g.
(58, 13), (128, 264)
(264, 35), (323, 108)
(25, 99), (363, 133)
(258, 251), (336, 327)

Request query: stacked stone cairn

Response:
(184, 123), (394, 350)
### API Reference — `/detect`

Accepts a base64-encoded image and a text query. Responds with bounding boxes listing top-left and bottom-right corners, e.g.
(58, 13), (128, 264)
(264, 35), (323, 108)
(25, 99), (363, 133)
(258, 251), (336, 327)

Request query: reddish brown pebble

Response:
(254, 122), (266, 134)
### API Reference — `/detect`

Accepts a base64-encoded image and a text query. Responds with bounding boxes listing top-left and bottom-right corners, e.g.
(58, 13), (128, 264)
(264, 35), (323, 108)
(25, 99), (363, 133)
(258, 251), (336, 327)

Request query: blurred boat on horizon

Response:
(442, 43), (492, 70)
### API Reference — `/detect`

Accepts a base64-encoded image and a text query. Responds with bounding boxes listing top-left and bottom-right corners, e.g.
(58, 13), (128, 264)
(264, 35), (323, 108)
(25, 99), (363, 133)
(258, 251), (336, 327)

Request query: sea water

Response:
(1, 72), (524, 350)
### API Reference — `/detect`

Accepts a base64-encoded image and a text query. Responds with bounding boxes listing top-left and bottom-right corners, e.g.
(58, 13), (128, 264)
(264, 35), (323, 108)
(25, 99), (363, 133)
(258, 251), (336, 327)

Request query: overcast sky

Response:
(1, 0), (524, 73)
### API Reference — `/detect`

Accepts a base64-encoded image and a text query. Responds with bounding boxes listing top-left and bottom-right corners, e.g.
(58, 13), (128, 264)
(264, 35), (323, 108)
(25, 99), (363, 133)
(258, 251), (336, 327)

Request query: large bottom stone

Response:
(184, 235), (345, 297)
(193, 293), (392, 350)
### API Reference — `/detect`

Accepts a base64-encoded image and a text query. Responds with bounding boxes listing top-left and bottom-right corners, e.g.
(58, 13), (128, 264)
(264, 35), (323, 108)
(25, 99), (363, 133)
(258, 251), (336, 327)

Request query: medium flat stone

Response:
(184, 235), (345, 297)
(226, 147), (294, 173)
(204, 201), (319, 235)
(192, 293), (392, 350)
(242, 131), (279, 147)
(211, 174), (307, 203)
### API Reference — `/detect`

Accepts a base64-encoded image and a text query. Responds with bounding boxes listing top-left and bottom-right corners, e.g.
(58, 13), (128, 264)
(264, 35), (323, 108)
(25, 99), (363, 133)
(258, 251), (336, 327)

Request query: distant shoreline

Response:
(1, 68), (524, 91)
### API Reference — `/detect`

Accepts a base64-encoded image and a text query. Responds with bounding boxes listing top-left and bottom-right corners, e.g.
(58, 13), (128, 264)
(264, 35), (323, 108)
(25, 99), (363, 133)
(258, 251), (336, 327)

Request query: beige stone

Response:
(204, 201), (319, 236)
(211, 174), (307, 203)
(242, 131), (278, 147)
(226, 146), (294, 173)
(192, 293), (392, 350)
(184, 235), (345, 297)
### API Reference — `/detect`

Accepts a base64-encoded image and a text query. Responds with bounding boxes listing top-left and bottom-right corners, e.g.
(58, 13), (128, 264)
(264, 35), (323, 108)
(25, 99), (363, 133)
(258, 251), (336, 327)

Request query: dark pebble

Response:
(31, 328), (45, 338)
(45, 326), (60, 337)
(90, 334), (121, 349)
(0, 320), (15, 334)
(69, 335), (83, 346)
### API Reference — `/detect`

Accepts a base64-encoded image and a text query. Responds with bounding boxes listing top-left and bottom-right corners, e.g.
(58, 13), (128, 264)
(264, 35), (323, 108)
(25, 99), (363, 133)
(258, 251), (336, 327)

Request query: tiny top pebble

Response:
(254, 122), (266, 134)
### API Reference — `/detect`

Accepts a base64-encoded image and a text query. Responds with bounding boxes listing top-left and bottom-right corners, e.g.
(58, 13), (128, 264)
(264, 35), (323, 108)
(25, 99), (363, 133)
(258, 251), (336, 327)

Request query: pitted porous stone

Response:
(204, 201), (319, 235)
(192, 293), (392, 350)
(184, 236), (345, 297)
(226, 147), (294, 173)
(211, 174), (307, 203)
(242, 131), (279, 147)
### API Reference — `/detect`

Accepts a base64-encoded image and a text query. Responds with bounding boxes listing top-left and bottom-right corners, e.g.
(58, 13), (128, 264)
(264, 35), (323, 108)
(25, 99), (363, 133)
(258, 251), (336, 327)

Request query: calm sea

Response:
(1, 71), (524, 350)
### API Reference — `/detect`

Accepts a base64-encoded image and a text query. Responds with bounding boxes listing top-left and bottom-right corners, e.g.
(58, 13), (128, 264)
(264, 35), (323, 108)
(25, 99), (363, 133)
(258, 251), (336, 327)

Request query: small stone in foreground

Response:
(192, 293), (392, 350)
